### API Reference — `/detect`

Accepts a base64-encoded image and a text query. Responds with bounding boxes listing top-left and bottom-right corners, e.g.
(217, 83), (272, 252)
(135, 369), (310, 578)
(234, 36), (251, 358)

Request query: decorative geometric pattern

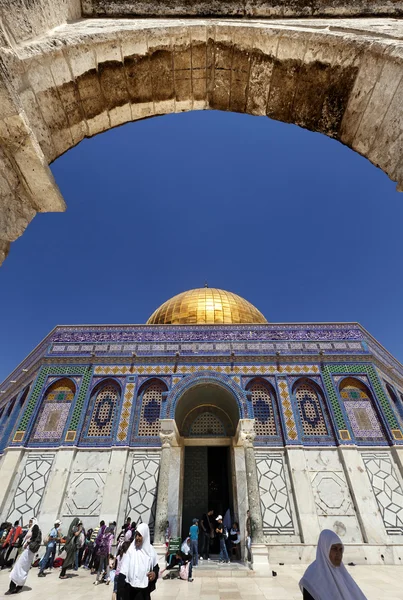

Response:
(181, 405), (235, 437)
(362, 452), (403, 535)
(14, 366), (88, 441)
(126, 453), (160, 539)
(94, 364), (320, 376)
(30, 379), (75, 443)
(385, 382), (403, 429)
(87, 383), (120, 437)
(341, 380), (385, 442)
(138, 382), (164, 436)
(295, 383), (328, 436)
(255, 452), (295, 534)
(117, 382), (136, 442)
(311, 471), (355, 516)
(250, 382), (277, 436)
(324, 364), (401, 438)
(63, 471), (106, 517)
(68, 367), (93, 431)
(189, 412), (226, 436)
(277, 379), (297, 441)
(7, 453), (55, 523)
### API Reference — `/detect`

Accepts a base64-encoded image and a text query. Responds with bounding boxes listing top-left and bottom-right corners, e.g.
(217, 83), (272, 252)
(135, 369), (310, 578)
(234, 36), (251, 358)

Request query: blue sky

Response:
(1, 110), (402, 382)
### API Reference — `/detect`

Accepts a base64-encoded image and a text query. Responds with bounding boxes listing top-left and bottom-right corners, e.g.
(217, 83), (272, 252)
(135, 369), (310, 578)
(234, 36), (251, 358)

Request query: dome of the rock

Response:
(146, 287), (267, 325)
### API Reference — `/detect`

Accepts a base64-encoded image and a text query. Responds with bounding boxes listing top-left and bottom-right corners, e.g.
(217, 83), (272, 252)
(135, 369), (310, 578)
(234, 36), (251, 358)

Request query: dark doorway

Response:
(182, 446), (233, 551)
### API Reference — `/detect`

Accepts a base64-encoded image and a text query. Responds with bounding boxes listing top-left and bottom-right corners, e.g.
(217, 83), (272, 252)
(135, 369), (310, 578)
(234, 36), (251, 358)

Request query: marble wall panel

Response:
(126, 452), (160, 539)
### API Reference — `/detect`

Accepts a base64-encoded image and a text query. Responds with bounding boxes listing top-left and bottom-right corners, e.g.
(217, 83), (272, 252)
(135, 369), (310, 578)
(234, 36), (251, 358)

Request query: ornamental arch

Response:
(2, 8), (403, 262)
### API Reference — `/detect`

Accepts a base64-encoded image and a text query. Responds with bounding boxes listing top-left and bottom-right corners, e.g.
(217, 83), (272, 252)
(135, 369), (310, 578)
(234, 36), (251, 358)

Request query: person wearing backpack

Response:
(38, 519), (62, 576)
(94, 523), (115, 585)
(215, 515), (229, 564)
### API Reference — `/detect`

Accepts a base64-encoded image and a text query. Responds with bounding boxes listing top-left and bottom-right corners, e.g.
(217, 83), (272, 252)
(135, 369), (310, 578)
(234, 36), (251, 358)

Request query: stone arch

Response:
(2, 18), (403, 261)
(165, 371), (248, 420)
(29, 377), (76, 444)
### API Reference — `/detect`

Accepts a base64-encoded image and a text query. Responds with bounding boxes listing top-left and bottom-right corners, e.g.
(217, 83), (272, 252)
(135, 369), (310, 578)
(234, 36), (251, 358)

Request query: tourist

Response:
(189, 518), (199, 567)
(124, 517), (132, 531)
(6, 517), (41, 595)
(215, 515), (229, 564)
(94, 522), (115, 585)
(88, 522), (101, 571)
(75, 524), (85, 569)
(37, 519), (61, 576)
(113, 541), (131, 600)
(117, 523), (159, 600)
(81, 528), (93, 567)
(90, 520), (106, 574)
(199, 509), (214, 561)
(59, 517), (82, 579)
(116, 525), (126, 550)
(245, 509), (252, 566)
(1, 521), (22, 569)
(179, 537), (194, 582)
(229, 522), (241, 561)
(125, 523), (135, 543)
(299, 529), (368, 600)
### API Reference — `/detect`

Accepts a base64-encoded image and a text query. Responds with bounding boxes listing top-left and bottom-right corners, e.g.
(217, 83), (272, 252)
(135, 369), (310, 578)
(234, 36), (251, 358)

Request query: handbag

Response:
(179, 562), (189, 580)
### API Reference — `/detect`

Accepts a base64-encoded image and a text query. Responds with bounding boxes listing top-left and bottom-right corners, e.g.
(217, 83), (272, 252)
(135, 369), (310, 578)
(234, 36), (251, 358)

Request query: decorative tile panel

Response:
(126, 453), (160, 539)
(94, 364), (320, 376)
(255, 452), (295, 534)
(277, 379), (298, 441)
(341, 380), (385, 443)
(30, 379), (75, 443)
(362, 452), (403, 535)
(7, 453), (55, 523)
(138, 382), (164, 436)
(117, 382), (136, 442)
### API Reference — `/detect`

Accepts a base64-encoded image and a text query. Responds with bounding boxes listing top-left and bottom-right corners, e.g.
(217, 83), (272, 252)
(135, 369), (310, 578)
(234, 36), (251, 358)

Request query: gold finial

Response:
(204, 281), (209, 288)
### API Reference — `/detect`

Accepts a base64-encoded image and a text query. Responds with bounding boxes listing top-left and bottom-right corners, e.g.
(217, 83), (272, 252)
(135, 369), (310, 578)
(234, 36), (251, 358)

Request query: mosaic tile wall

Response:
(80, 380), (121, 445)
(137, 381), (165, 437)
(362, 452), (403, 535)
(250, 382), (278, 436)
(340, 379), (385, 443)
(7, 453), (55, 524)
(30, 379), (75, 443)
(295, 383), (328, 437)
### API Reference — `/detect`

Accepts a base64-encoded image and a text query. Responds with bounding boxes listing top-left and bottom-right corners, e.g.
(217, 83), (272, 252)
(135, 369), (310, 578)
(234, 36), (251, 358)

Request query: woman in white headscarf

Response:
(117, 523), (159, 600)
(6, 518), (42, 595)
(299, 529), (368, 600)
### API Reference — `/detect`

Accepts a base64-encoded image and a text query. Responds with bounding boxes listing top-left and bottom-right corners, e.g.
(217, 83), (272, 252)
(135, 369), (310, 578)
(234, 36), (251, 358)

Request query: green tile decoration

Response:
(322, 366), (347, 430)
(68, 367), (93, 431)
(16, 366), (88, 432)
(324, 363), (399, 432)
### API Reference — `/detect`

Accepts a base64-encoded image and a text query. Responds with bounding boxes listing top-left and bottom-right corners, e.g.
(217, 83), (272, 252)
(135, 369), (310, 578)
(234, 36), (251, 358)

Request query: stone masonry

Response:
(1, 2), (403, 262)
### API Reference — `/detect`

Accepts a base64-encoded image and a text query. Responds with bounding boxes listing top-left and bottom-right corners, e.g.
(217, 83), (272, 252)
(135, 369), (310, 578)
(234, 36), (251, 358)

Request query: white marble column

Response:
(39, 448), (75, 536)
(167, 445), (183, 538)
(99, 449), (129, 526)
(154, 419), (181, 544)
(0, 448), (24, 517)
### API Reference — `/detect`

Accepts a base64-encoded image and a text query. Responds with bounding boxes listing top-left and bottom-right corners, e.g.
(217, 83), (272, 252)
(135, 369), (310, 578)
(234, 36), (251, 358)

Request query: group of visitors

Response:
(1, 512), (369, 600)
(1, 515), (159, 599)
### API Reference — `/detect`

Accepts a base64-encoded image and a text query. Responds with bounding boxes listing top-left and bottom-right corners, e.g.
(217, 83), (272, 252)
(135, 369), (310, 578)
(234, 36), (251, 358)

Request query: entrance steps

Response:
(195, 558), (254, 577)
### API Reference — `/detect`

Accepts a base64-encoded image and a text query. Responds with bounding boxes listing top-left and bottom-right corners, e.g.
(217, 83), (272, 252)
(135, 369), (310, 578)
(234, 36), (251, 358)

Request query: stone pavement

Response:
(0, 563), (402, 600)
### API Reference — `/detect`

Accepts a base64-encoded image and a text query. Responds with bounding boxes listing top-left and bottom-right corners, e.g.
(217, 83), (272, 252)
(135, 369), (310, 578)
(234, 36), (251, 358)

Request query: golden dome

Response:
(146, 288), (267, 325)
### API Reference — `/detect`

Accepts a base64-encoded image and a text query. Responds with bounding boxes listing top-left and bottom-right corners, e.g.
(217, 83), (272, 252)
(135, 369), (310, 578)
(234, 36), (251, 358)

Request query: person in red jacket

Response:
(1, 521), (22, 568)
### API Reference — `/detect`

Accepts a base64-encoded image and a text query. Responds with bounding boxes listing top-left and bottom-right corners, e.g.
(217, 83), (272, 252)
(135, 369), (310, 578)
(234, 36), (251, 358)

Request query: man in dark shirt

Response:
(215, 515), (229, 564)
(199, 509), (214, 561)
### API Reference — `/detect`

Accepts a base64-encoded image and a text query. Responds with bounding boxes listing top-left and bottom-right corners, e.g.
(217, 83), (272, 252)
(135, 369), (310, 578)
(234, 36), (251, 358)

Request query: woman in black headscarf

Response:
(59, 518), (82, 579)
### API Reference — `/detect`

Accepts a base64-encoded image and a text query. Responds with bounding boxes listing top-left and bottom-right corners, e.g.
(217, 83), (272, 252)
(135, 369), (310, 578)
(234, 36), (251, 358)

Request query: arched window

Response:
(86, 380), (121, 438)
(30, 378), (75, 442)
(340, 378), (385, 442)
(248, 380), (278, 437)
(385, 382), (403, 426)
(294, 380), (329, 438)
(138, 380), (166, 437)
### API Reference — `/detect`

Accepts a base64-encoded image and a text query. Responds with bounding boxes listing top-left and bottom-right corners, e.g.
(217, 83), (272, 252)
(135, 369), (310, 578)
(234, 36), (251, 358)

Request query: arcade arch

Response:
(2, 18), (403, 262)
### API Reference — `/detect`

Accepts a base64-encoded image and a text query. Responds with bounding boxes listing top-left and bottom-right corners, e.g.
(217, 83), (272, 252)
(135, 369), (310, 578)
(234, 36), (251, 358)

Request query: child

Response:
(113, 541), (131, 600)
(189, 518), (199, 567)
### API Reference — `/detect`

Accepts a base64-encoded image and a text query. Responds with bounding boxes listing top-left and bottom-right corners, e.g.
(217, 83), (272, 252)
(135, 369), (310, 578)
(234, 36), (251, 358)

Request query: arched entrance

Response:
(175, 382), (240, 543)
